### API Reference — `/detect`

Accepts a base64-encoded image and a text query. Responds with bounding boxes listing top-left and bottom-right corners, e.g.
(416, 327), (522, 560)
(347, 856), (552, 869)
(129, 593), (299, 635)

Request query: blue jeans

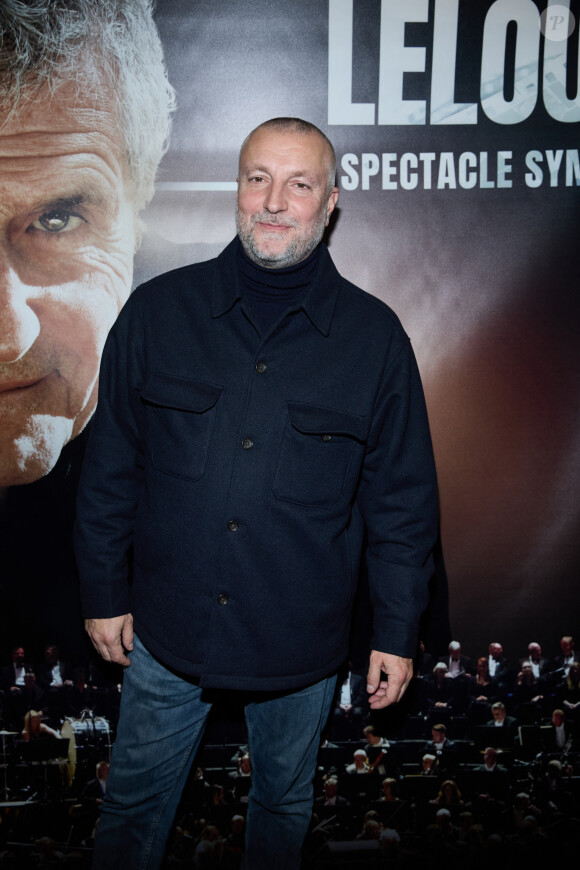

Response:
(92, 635), (337, 870)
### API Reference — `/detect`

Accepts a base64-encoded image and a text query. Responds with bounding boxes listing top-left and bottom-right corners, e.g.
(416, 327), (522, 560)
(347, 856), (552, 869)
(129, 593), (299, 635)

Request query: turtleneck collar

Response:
(238, 240), (319, 294)
(237, 239), (320, 334)
(211, 238), (340, 337)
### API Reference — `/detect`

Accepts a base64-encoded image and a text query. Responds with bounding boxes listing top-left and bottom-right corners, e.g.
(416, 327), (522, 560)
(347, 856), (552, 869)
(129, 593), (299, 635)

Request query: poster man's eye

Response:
(30, 210), (85, 233)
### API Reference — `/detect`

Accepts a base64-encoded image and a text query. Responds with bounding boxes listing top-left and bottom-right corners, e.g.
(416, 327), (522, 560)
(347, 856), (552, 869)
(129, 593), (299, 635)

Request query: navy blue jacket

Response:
(75, 240), (438, 691)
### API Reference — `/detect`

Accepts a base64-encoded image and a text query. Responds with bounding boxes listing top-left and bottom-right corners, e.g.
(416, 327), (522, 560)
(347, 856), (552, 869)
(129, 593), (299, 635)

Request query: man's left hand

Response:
(367, 650), (413, 709)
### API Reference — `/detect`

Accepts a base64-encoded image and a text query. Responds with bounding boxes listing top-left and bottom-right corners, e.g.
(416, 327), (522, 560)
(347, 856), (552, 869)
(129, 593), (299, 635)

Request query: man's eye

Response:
(29, 210), (84, 233)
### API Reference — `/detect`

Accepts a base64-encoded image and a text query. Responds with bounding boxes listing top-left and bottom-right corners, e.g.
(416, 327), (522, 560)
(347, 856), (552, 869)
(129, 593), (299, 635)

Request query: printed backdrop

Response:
(2, 0), (579, 664)
(144, 0), (580, 658)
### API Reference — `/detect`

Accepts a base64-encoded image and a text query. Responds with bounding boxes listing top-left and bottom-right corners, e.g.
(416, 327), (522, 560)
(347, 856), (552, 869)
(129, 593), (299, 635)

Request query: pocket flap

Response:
(287, 401), (367, 442)
(141, 373), (222, 413)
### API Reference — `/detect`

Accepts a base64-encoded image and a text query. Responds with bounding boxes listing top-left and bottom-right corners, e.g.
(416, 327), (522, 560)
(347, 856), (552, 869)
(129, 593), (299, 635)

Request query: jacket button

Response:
(217, 593), (229, 606)
(255, 361), (267, 374)
(227, 519), (239, 532)
(321, 434), (332, 442)
(241, 438), (254, 450)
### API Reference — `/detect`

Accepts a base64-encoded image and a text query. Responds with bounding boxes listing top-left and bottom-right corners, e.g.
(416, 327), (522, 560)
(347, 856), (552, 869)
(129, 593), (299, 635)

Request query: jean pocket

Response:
(272, 401), (367, 507)
(141, 372), (222, 481)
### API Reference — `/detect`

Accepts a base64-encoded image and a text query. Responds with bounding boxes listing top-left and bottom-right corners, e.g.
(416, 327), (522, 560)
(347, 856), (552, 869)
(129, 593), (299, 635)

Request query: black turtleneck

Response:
(237, 239), (319, 336)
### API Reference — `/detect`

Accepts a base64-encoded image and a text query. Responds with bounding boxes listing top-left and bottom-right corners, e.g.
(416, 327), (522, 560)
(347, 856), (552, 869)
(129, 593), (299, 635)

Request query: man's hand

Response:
(85, 614), (134, 667)
(367, 650), (413, 709)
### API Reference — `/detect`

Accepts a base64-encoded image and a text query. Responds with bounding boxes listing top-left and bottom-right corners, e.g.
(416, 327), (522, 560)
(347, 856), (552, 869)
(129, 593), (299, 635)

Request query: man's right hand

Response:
(85, 613), (134, 667)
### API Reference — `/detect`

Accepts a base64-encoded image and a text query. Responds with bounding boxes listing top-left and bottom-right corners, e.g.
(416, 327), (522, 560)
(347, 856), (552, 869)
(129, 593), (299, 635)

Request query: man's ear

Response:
(325, 187), (339, 226)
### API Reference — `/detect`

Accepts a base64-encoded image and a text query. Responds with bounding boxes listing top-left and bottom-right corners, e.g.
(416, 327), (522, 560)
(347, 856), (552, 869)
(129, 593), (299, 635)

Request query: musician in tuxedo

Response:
(36, 644), (74, 720)
(421, 753), (438, 776)
(314, 776), (350, 807)
(485, 643), (511, 691)
(362, 725), (391, 776)
(421, 662), (454, 716)
(82, 760), (110, 806)
(0, 646), (31, 693)
(438, 641), (472, 679)
(512, 661), (546, 722)
(555, 661), (580, 718)
(542, 708), (575, 752)
(37, 644), (73, 691)
(519, 642), (550, 680)
(552, 636), (580, 680)
(424, 723), (456, 776)
(334, 665), (367, 717)
(345, 749), (370, 774)
(486, 701), (517, 728)
(473, 747), (510, 800)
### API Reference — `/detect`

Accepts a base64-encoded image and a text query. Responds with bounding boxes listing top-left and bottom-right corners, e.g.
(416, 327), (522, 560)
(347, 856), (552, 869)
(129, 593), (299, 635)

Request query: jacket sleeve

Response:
(74, 291), (146, 618)
(356, 335), (439, 659)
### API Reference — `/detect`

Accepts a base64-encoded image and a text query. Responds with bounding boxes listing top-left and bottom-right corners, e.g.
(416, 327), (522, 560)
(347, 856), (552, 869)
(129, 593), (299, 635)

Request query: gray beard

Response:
(236, 206), (327, 269)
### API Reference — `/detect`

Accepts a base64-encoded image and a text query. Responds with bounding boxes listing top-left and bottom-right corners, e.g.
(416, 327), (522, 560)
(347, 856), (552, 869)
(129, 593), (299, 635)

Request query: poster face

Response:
(1, 0), (578, 665)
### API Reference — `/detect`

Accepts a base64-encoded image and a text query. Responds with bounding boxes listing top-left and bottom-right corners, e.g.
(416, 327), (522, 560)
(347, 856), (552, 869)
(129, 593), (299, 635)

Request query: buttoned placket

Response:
(204, 305), (303, 674)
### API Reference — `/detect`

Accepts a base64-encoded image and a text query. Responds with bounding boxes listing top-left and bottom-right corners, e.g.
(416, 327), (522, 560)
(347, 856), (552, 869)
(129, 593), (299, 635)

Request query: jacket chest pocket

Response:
(140, 373), (223, 482)
(273, 401), (368, 507)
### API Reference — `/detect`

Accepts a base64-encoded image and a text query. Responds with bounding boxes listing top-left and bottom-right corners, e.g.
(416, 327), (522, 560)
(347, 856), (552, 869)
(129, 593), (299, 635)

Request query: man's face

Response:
(561, 637), (574, 656)
(528, 643), (541, 660)
(484, 748), (496, 766)
(0, 79), (136, 485)
(236, 127), (338, 269)
(432, 729), (445, 744)
(44, 646), (58, 664)
(552, 712), (564, 727)
(13, 647), (25, 663)
(492, 707), (505, 722)
(489, 643), (503, 659)
(324, 781), (337, 798)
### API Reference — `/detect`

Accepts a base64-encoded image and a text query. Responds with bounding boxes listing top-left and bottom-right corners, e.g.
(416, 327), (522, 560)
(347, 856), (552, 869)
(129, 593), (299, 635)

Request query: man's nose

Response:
(0, 264), (41, 362)
(263, 179), (288, 214)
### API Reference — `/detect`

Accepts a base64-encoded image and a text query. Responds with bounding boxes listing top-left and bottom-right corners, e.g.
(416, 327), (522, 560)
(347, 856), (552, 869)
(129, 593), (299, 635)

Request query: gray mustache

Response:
(251, 213), (300, 228)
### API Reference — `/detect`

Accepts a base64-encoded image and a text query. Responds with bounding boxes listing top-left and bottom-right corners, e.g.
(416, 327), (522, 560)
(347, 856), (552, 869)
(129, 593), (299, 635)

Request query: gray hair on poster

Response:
(0, 0), (176, 210)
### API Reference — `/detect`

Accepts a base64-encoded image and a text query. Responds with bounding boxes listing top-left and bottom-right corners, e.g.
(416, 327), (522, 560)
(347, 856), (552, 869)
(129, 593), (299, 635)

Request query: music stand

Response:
(15, 738), (70, 800)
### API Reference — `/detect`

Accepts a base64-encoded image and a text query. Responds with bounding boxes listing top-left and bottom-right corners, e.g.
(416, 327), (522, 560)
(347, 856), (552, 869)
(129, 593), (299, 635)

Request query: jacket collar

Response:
(211, 237), (340, 337)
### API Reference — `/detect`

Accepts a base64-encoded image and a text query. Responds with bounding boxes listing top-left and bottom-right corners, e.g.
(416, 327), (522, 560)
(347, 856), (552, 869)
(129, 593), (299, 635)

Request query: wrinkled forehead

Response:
(0, 75), (125, 162)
